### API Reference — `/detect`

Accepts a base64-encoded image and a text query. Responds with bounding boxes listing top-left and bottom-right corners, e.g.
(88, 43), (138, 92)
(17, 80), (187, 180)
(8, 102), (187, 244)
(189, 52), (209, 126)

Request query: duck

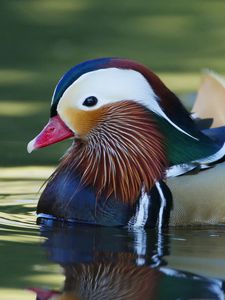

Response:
(27, 58), (225, 228)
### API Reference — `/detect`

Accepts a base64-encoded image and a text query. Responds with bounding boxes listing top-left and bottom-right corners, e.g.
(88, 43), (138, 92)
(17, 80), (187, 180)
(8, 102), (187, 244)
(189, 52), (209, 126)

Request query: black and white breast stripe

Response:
(128, 181), (173, 229)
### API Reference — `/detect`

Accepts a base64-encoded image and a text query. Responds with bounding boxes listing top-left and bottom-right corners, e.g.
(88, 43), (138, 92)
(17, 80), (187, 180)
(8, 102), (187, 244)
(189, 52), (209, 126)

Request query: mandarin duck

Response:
(28, 58), (225, 228)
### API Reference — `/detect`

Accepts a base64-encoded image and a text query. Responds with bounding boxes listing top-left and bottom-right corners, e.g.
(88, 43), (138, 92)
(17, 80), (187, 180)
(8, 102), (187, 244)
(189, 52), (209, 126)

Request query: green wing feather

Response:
(154, 115), (221, 165)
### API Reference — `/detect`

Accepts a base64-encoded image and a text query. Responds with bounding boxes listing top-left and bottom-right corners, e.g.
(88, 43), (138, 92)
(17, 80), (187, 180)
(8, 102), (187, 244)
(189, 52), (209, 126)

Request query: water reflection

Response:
(32, 222), (225, 300)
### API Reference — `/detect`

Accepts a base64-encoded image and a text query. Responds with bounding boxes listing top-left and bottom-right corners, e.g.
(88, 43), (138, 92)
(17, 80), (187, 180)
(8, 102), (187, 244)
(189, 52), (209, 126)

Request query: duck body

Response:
(38, 166), (172, 227)
(37, 169), (133, 226)
(28, 58), (225, 228)
(168, 155), (225, 226)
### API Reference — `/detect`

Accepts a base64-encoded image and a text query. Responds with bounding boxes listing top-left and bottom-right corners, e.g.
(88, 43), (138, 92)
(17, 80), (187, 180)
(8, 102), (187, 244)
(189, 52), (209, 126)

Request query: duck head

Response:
(27, 57), (170, 148)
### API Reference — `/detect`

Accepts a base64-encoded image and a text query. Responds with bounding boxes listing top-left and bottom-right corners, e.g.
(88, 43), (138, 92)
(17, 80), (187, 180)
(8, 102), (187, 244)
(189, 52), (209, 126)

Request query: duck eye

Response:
(83, 96), (98, 107)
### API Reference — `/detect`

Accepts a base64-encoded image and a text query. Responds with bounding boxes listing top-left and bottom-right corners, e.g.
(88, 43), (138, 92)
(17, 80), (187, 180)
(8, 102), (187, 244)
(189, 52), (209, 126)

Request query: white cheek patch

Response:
(57, 68), (197, 140)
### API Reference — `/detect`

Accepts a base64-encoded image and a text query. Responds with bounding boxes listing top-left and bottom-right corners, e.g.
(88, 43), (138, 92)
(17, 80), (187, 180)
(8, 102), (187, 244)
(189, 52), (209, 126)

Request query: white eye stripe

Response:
(58, 68), (156, 110)
(57, 67), (198, 140)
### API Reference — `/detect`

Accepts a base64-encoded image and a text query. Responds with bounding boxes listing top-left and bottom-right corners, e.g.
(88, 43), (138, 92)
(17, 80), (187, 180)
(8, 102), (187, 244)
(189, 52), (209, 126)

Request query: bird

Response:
(27, 58), (225, 228)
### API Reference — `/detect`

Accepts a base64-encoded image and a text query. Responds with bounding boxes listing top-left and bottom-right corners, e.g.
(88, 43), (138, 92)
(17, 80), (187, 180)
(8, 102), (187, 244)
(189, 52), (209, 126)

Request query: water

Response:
(1, 171), (225, 300)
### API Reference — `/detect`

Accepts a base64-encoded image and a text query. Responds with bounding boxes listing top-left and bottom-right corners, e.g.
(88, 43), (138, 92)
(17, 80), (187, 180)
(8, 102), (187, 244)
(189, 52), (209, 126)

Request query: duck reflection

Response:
(31, 222), (225, 300)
